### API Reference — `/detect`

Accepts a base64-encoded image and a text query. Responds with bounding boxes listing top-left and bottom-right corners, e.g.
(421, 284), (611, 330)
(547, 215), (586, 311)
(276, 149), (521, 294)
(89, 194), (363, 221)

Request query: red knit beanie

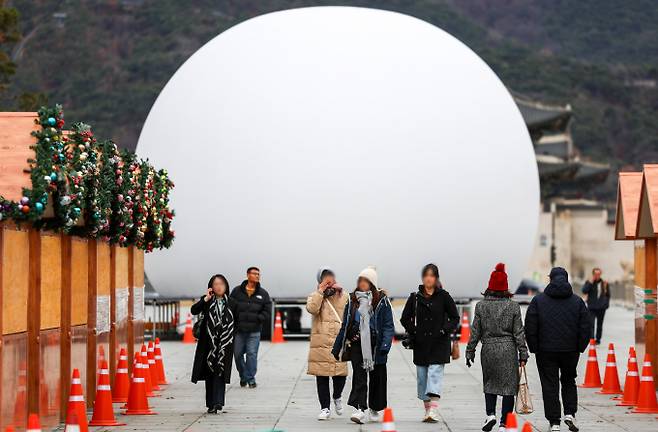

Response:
(488, 263), (508, 292)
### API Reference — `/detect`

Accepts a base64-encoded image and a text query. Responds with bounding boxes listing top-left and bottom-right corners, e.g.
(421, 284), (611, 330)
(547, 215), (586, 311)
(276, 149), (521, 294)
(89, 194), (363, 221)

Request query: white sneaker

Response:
(498, 426), (506, 432)
(563, 415), (578, 432)
(368, 409), (381, 423)
(317, 408), (331, 421)
(482, 415), (496, 431)
(350, 409), (366, 424)
(424, 407), (439, 423)
(333, 398), (344, 416)
(550, 424), (561, 432)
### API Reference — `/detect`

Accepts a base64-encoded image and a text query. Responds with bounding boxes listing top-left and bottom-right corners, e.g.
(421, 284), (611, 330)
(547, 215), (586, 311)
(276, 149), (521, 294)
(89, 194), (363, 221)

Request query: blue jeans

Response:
(234, 331), (261, 384)
(416, 364), (445, 401)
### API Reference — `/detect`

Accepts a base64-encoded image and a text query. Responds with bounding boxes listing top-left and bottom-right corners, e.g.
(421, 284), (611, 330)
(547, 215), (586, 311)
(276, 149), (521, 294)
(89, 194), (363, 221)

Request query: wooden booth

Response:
(615, 166), (658, 381)
(0, 112), (146, 429)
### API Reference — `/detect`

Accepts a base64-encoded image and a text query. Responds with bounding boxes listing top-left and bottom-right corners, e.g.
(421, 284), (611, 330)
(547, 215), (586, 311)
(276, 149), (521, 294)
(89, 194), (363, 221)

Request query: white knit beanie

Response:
(358, 266), (378, 290)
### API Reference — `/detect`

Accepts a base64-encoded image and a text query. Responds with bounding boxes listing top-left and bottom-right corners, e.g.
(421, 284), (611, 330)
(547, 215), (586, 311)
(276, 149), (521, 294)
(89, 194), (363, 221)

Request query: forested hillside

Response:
(3, 0), (658, 198)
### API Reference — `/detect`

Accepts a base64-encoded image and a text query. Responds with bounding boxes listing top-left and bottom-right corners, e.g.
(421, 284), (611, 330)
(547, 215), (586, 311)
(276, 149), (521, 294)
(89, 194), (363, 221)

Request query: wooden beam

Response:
(86, 239), (98, 408)
(127, 246), (135, 371)
(59, 234), (72, 421)
(646, 238), (658, 382)
(27, 228), (41, 415)
(109, 245), (117, 383)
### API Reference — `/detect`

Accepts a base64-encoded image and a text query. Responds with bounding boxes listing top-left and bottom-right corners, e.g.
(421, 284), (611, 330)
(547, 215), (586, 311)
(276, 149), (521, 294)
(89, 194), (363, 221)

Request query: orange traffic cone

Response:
(89, 360), (126, 426)
(631, 354), (658, 414)
(459, 312), (470, 344)
(66, 369), (88, 432)
(617, 347), (640, 406)
(147, 342), (162, 390)
(505, 412), (518, 431)
(64, 406), (81, 432)
(598, 343), (622, 394)
(154, 337), (168, 385)
(381, 407), (396, 432)
(26, 414), (41, 432)
(521, 422), (532, 432)
(113, 348), (130, 403)
(140, 345), (159, 396)
(580, 339), (602, 388)
(123, 348), (156, 415)
(271, 311), (285, 343)
(182, 314), (195, 343)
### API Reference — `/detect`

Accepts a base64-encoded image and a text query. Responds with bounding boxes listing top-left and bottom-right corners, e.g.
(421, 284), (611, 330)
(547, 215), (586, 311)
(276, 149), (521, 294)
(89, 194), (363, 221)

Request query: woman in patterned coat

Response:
(466, 263), (529, 432)
(191, 274), (236, 414)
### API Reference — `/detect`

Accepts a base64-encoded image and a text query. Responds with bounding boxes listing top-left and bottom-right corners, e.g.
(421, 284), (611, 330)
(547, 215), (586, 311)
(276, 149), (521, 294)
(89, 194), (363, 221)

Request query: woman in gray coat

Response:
(466, 263), (529, 432)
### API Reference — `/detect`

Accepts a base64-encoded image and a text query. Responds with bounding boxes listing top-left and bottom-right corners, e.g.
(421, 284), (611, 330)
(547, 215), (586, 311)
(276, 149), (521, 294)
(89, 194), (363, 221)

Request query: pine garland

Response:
(0, 105), (175, 251)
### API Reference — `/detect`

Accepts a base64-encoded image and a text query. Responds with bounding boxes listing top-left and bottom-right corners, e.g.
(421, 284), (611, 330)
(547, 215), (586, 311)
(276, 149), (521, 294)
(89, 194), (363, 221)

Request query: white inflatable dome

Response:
(137, 6), (539, 298)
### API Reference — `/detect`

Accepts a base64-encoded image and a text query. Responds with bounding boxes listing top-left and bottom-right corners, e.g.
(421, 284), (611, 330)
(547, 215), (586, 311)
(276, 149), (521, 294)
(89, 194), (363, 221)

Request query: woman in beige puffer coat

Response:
(307, 267), (348, 421)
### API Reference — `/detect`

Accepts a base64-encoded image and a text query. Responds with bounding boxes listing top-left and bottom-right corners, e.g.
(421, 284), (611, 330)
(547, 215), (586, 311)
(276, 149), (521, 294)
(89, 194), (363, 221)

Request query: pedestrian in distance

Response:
(190, 274), (236, 414)
(400, 263), (459, 423)
(332, 267), (395, 425)
(306, 267), (349, 421)
(581, 267), (610, 345)
(466, 263), (529, 432)
(524, 267), (590, 432)
(230, 266), (272, 388)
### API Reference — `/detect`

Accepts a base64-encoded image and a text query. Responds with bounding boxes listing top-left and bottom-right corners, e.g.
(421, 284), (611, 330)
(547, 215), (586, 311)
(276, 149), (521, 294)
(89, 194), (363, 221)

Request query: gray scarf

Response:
(355, 290), (374, 371)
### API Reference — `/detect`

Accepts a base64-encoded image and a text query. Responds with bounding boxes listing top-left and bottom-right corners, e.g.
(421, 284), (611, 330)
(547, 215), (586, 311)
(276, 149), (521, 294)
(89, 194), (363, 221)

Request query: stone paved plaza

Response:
(93, 306), (657, 431)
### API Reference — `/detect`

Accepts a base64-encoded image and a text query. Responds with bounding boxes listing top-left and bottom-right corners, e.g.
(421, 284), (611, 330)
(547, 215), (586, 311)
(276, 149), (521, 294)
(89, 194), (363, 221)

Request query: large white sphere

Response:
(138, 6), (539, 298)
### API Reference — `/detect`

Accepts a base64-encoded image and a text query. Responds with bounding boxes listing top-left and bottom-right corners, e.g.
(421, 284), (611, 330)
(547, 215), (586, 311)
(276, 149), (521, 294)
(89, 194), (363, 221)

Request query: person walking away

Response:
(306, 268), (349, 420)
(191, 274), (235, 413)
(400, 263), (459, 423)
(525, 267), (590, 432)
(332, 267), (394, 425)
(465, 263), (529, 432)
(581, 267), (610, 345)
(230, 267), (272, 388)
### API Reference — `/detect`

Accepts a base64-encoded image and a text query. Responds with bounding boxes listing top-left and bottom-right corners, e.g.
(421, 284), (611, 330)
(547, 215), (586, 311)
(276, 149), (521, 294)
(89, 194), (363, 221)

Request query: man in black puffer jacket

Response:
(230, 267), (272, 388)
(524, 267), (590, 432)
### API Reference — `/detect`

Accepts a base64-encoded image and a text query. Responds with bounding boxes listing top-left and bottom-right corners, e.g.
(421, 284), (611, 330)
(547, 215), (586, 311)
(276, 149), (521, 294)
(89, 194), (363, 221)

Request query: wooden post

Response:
(109, 245), (117, 382)
(86, 239), (98, 407)
(60, 234), (72, 420)
(127, 246), (135, 370)
(27, 228), (41, 415)
(646, 238), (658, 381)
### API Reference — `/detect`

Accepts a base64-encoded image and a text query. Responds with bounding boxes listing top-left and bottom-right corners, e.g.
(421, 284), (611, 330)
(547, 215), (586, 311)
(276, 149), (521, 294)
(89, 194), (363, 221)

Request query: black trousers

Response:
(204, 373), (226, 409)
(485, 393), (514, 426)
(536, 351), (579, 425)
(589, 309), (606, 343)
(348, 342), (387, 411)
(316, 375), (347, 409)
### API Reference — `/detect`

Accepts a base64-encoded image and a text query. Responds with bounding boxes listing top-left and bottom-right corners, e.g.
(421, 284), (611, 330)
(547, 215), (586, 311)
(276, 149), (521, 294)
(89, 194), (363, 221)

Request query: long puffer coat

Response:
(306, 290), (349, 376)
(466, 296), (529, 396)
(190, 296), (235, 384)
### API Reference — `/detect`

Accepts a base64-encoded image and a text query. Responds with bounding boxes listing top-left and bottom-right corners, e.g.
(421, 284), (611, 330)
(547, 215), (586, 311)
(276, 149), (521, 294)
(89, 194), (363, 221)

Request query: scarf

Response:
(206, 296), (234, 375)
(355, 290), (374, 372)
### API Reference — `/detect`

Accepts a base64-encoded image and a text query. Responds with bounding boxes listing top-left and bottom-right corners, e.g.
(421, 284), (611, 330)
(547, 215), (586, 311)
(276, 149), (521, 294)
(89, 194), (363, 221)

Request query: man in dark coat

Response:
(581, 267), (610, 344)
(230, 266), (272, 388)
(524, 267), (590, 432)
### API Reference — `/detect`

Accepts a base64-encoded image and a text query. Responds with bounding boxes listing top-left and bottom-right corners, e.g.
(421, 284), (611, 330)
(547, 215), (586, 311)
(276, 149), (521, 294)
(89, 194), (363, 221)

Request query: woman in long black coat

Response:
(400, 264), (459, 423)
(191, 274), (236, 414)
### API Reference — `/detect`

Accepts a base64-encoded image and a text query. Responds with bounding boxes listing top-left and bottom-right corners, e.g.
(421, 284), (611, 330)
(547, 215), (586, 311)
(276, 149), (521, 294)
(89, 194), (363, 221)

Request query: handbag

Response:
(515, 365), (534, 414)
(192, 312), (204, 339)
(451, 340), (460, 360)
